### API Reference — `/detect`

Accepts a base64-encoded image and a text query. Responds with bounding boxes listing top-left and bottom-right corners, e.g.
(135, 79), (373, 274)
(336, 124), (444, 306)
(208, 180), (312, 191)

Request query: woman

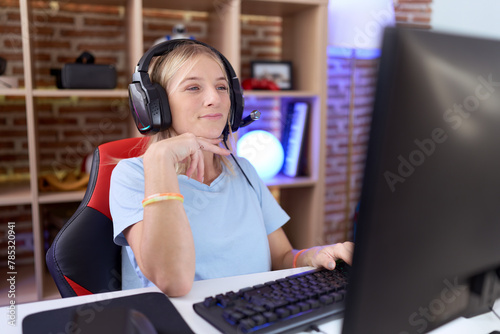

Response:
(110, 40), (354, 297)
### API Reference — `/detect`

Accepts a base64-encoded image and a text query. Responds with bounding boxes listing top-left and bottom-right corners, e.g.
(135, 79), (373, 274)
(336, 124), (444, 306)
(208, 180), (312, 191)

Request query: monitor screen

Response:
(342, 27), (500, 334)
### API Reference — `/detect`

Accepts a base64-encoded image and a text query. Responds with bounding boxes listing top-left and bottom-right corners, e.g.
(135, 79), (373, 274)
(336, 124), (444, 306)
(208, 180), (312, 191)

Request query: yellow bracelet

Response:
(142, 193), (184, 208)
(293, 249), (308, 268)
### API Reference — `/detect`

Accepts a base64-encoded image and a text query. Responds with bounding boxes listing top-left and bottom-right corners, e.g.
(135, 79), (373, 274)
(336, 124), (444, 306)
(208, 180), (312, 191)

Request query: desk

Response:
(1, 267), (499, 334)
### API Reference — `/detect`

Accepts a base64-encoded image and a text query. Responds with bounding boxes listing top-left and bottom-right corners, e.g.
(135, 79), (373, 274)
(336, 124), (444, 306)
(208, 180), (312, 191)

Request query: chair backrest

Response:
(46, 137), (148, 298)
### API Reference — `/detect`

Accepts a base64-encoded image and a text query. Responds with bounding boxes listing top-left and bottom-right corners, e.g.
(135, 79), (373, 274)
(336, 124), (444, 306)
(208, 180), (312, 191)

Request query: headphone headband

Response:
(129, 39), (244, 135)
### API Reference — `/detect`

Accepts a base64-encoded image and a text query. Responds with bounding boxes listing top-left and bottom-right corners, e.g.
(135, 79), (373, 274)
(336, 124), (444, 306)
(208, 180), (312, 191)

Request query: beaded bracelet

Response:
(293, 249), (308, 268)
(142, 193), (184, 208)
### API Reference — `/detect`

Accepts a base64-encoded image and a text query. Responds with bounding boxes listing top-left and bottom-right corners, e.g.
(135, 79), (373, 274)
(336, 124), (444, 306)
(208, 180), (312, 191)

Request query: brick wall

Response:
(394, 0), (433, 28)
(324, 0), (434, 243)
(325, 57), (378, 243)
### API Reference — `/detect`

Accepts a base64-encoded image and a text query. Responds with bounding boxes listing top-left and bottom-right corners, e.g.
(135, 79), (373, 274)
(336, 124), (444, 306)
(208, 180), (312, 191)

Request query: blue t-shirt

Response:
(109, 156), (290, 289)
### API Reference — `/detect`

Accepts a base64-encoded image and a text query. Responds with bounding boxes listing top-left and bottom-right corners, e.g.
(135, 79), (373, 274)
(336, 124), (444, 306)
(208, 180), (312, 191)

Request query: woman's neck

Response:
(201, 153), (222, 185)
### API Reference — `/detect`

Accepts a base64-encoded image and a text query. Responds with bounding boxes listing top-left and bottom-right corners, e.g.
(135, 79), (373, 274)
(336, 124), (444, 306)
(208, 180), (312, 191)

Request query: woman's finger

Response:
(313, 243), (354, 269)
(334, 242), (354, 265)
(197, 137), (230, 156)
(196, 147), (204, 182)
(185, 146), (200, 179)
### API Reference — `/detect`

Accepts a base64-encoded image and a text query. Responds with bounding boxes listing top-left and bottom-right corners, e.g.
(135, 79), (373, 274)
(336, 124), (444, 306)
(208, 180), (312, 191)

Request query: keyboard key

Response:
(276, 307), (291, 319)
(307, 299), (320, 309)
(216, 295), (234, 308)
(238, 318), (256, 331)
(238, 287), (254, 295)
(319, 295), (334, 305)
(331, 292), (344, 302)
(297, 301), (311, 312)
(295, 293), (308, 302)
(225, 291), (239, 300)
(263, 311), (278, 323)
(223, 310), (244, 324)
(273, 299), (288, 308)
(286, 304), (301, 315)
(251, 314), (266, 326)
(262, 301), (276, 311)
(250, 305), (266, 313)
(240, 308), (256, 317)
(203, 296), (216, 308)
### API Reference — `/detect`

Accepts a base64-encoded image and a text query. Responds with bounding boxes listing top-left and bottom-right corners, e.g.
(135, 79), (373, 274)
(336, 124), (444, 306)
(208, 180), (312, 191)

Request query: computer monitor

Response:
(342, 27), (500, 334)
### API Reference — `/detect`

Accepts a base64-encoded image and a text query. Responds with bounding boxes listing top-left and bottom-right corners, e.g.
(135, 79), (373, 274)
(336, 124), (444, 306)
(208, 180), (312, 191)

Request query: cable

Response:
(308, 324), (328, 334)
(222, 138), (255, 191)
(221, 109), (260, 191)
(490, 305), (500, 321)
(0, 78), (12, 88)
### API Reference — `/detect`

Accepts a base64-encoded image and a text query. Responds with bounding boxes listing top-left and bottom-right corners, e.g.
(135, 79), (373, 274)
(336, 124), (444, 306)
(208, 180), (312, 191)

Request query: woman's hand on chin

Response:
(145, 133), (230, 182)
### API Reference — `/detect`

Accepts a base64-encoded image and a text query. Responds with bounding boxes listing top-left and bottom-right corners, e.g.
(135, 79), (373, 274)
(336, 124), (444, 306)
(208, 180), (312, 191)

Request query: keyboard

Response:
(193, 262), (350, 333)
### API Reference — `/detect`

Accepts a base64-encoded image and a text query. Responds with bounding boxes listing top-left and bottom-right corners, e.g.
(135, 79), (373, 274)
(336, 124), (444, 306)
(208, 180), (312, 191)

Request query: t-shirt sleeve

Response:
(109, 158), (145, 246)
(236, 157), (290, 235)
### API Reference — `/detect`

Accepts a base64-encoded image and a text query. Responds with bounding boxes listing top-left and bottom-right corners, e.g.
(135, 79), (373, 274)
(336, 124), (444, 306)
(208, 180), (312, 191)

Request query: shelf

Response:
(68, 0), (329, 16)
(0, 183), (85, 206)
(38, 190), (86, 204)
(0, 89), (27, 97)
(33, 89), (128, 98)
(143, 0), (217, 11)
(265, 174), (316, 188)
(3, 89), (129, 98)
(0, 182), (32, 207)
(58, 0), (125, 6)
(242, 0), (328, 17)
(69, 0), (217, 12)
(244, 90), (318, 98)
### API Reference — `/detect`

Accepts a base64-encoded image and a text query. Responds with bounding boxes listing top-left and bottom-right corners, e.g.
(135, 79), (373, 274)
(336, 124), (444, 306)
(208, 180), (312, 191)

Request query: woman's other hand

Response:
(309, 241), (355, 270)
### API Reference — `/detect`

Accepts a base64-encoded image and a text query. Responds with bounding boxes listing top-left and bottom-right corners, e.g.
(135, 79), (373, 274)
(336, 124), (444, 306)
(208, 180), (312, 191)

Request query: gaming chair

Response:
(46, 137), (148, 297)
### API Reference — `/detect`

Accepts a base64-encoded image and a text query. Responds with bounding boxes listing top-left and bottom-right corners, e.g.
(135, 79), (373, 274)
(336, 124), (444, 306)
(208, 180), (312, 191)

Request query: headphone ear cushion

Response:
(152, 82), (171, 131)
(230, 83), (244, 132)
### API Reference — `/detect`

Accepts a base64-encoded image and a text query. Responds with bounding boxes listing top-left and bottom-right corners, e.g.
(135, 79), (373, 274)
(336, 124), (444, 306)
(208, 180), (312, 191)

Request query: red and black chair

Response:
(46, 137), (148, 297)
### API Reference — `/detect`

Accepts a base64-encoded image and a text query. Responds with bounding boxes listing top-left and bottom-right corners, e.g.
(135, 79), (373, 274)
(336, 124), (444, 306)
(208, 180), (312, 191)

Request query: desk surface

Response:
(1, 267), (499, 334)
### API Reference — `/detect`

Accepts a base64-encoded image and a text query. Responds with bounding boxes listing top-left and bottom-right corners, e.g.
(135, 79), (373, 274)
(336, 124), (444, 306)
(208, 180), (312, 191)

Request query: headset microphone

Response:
(222, 109), (261, 191)
(239, 110), (261, 128)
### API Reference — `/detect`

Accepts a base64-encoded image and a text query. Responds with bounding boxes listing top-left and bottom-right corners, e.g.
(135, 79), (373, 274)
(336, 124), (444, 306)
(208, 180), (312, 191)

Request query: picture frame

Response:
(251, 61), (293, 90)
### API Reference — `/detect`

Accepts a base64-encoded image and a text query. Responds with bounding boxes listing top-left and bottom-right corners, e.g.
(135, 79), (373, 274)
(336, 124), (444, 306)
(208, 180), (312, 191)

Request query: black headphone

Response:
(128, 39), (244, 136)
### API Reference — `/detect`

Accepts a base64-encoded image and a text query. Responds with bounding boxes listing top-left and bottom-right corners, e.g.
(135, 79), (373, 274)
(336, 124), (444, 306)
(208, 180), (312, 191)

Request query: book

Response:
(281, 101), (309, 177)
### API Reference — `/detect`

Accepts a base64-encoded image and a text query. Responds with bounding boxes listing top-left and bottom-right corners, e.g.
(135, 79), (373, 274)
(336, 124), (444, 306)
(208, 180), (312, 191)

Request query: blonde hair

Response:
(146, 41), (235, 174)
